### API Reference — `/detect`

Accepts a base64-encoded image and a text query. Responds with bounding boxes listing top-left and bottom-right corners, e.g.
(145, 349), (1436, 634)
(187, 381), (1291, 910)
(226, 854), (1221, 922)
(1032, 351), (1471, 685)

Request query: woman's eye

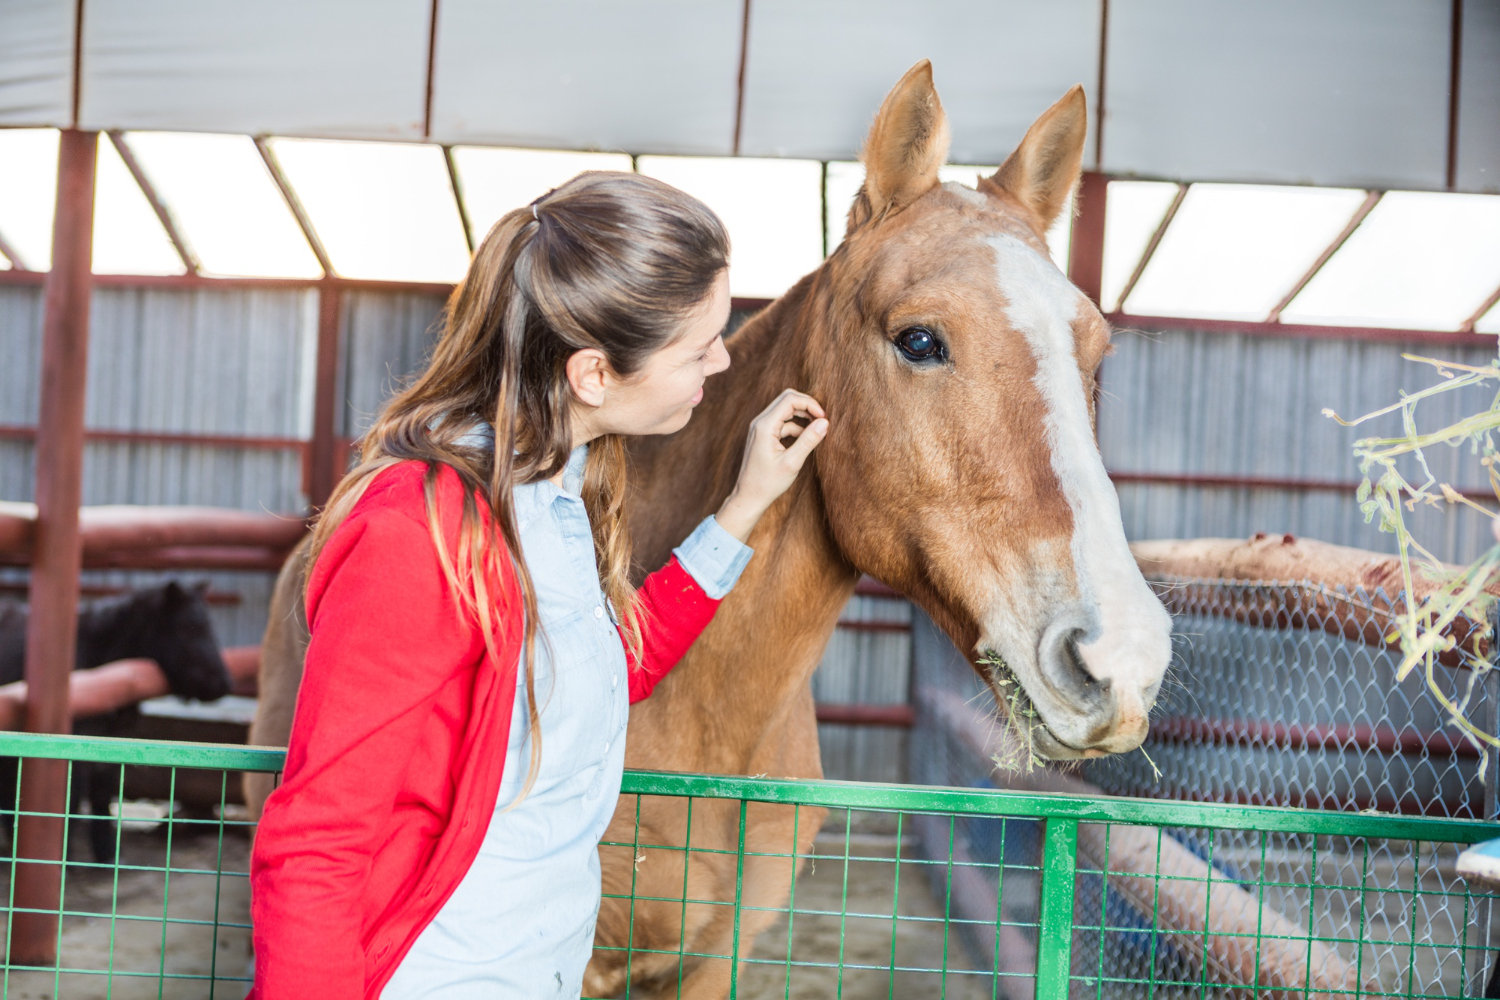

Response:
(895, 326), (943, 362)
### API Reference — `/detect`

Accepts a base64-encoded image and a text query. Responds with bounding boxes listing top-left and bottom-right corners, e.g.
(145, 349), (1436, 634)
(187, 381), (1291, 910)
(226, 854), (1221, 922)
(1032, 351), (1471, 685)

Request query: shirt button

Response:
(594, 605), (604, 619)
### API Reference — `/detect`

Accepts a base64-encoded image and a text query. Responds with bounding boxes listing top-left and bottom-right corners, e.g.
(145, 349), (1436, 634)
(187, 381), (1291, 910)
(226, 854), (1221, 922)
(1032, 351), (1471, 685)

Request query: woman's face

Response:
(569, 269), (733, 441)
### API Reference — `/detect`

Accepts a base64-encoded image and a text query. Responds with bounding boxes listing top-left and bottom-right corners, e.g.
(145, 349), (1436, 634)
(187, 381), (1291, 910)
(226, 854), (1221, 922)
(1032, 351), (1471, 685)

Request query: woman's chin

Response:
(633, 408), (696, 437)
(665, 409), (696, 433)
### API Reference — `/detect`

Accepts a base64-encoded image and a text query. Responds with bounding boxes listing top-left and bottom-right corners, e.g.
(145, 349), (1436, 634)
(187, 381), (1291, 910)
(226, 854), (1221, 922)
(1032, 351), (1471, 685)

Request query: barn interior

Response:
(1, 2), (1499, 997)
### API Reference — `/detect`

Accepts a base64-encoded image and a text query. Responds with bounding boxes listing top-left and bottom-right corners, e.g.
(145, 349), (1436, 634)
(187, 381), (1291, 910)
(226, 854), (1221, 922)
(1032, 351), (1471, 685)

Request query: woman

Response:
(249, 172), (827, 999)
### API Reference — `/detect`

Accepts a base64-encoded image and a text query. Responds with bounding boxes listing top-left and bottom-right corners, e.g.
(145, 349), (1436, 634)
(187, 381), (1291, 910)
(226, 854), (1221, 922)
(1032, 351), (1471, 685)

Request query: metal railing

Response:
(0, 733), (1490, 998)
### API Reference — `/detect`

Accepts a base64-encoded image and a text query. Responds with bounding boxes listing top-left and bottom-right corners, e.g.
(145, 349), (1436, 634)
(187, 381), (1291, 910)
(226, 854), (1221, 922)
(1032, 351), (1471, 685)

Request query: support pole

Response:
(1068, 171), (1107, 306)
(11, 128), (97, 967)
(307, 279), (344, 510)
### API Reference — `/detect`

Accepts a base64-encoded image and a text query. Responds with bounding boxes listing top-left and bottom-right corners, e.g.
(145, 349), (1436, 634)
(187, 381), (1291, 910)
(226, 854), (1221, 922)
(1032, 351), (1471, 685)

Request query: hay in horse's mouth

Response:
(977, 647), (1059, 771)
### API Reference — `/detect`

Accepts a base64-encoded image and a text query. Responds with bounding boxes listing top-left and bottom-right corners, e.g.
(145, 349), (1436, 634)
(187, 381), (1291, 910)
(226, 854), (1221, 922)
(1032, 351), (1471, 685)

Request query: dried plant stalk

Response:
(1325, 352), (1500, 759)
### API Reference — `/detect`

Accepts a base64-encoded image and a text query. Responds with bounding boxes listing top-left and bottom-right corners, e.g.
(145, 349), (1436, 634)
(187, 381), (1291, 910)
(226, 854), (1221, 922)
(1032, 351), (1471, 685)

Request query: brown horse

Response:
(247, 62), (1172, 999)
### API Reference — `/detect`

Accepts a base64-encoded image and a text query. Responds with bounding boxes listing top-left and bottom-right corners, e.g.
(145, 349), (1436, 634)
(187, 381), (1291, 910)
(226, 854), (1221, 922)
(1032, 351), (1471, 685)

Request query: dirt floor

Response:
(737, 831), (1035, 1000)
(0, 822), (1021, 1000)
(0, 812), (253, 1000)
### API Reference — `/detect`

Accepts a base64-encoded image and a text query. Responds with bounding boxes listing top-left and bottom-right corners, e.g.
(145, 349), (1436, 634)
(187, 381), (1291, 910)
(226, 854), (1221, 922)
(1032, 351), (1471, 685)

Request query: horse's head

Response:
(130, 581), (230, 703)
(808, 62), (1172, 760)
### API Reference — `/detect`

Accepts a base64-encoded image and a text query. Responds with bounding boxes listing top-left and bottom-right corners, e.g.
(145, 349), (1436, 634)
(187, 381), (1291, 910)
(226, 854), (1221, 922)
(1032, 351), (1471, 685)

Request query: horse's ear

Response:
(848, 60), (950, 234)
(985, 85), (1087, 234)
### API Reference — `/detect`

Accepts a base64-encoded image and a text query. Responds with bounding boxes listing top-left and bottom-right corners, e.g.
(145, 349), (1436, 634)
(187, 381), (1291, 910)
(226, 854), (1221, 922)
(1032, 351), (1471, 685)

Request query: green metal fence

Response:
(0, 732), (1494, 998)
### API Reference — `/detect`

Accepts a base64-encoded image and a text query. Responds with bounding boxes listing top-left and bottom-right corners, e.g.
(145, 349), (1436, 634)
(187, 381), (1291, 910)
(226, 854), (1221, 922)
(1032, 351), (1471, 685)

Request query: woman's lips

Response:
(689, 386), (704, 406)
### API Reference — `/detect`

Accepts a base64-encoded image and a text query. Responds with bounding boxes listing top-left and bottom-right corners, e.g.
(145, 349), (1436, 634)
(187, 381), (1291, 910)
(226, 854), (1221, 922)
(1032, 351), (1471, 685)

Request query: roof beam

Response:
(107, 131), (200, 275)
(1111, 182), (1185, 313)
(0, 226), (28, 272)
(253, 137), (335, 277)
(732, 0), (751, 155)
(1447, 0), (1463, 191)
(443, 145), (475, 254)
(423, 0), (441, 139)
(1265, 190), (1382, 324)
(1094, 0), (1109, 166)
(1460, 284), (1500, 335)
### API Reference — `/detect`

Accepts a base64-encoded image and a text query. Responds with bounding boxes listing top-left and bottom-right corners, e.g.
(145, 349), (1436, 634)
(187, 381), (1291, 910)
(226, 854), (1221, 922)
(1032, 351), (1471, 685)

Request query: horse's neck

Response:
(630, 285), (815, 559)
(75, 593), (152, 666)
(628, 282), (861, 773)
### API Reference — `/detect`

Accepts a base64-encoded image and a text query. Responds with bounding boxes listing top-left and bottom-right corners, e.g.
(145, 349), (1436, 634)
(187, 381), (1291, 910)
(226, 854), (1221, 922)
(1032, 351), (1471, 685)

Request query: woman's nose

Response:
(708, 337), (731, 373)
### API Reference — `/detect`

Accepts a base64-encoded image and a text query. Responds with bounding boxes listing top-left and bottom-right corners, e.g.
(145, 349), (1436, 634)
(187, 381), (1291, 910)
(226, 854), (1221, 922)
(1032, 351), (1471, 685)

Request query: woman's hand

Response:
(715, 389), (829, 542)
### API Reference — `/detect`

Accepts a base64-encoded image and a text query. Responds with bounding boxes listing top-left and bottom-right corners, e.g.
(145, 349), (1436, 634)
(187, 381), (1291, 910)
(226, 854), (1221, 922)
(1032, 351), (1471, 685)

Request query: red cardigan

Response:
(249, 461), (722, 999)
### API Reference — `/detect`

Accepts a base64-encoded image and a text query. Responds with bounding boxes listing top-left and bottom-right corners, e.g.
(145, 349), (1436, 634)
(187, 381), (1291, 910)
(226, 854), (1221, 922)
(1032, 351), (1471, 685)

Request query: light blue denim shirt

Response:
(382, 444), (751, 998)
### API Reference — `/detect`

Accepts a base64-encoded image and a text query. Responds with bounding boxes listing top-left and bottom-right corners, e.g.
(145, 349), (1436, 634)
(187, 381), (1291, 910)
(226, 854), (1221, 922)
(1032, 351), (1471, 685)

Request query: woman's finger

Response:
(775, 421), (808, 441)
(782, 417), (829, 465)
(755, 389), (825, 428)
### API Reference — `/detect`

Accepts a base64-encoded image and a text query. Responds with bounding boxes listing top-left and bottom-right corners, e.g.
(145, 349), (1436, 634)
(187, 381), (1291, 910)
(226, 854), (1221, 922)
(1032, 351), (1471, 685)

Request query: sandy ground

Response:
(0, 814), (253, 1000)
(737, 832), (1034, 1000)
(0, 821), (1470, 999)
(0, 824), (1014, 1000)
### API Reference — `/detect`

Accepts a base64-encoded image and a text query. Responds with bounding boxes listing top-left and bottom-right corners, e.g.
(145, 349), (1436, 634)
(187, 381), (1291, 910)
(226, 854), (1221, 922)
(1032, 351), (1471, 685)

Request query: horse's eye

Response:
(895, 326), (943, 363)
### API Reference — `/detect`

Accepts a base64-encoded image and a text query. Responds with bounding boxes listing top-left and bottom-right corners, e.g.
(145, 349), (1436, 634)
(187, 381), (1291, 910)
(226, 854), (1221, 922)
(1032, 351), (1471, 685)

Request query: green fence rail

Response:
(0, 731), (1492, 997)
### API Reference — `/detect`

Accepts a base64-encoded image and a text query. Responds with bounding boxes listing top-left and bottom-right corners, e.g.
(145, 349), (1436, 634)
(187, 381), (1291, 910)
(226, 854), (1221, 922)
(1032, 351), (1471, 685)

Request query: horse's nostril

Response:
(1060, 631), (1089, 682)
(1050, 628), (1110, 702)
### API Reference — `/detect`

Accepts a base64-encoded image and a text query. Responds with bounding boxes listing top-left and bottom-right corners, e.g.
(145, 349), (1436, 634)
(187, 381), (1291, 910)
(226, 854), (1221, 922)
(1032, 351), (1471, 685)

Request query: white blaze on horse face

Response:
(983, 233), (1172, 751)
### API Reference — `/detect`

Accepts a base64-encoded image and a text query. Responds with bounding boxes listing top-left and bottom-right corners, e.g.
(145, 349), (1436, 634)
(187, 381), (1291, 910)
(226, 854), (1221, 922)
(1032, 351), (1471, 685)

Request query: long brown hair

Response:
(307, 170), (729, 797)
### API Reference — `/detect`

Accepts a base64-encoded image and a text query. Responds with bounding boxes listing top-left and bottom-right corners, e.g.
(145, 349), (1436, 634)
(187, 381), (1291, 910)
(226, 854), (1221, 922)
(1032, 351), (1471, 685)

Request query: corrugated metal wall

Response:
(0, 285), (446, 647)
(810, 595), (912, 783)
(340, 291), (446, 439)
(0, 286), (45, 502)
(0, 284), (315, 512)
(1100, 327), (1499, 564)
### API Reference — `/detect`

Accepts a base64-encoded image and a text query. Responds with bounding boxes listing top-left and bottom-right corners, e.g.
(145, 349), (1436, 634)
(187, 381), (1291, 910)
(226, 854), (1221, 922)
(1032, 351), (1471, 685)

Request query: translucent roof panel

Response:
(1100, 180), (1179, 312)
(268, 138), (470, 283)
(1282, 191), (1500, 330)
(824, 161), (865, 252)
(91, 134), (185, 276)
(450, 146), (634, 246)
(825, 161), (1071, 268)
(1122, 184), (1369, 321)
(123, 132), (322, 278)
(637, 155), (822, 299)
(0, 129), (59, 270)
(1476, 300), (1500, 336)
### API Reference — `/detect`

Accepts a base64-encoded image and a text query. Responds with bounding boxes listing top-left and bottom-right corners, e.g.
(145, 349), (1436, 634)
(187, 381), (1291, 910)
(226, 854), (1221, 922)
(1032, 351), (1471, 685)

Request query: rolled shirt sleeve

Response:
(671, 515), (754, 600)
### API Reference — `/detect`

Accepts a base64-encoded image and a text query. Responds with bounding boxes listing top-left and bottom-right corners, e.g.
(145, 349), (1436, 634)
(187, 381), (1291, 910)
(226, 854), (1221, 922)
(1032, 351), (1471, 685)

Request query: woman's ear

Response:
(565, 348), (611, 409)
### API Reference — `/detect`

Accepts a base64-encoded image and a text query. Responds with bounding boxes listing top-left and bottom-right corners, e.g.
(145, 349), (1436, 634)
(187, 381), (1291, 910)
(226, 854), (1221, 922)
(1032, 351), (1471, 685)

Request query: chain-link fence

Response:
(911, 576), (1500, 997)
(1087, 579), (1496, 820)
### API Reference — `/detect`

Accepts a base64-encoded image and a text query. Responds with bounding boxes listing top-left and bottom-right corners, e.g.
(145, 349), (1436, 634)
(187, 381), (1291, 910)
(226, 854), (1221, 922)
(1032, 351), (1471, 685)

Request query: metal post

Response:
(307, 279), (344, 510)
(1067, 171), (1107, 306)
(11, 128), (98, 967)
(1071, 172), (1109, 440)
(1482, 603), (1500, 996)
(1034, 817), (1079, 1000)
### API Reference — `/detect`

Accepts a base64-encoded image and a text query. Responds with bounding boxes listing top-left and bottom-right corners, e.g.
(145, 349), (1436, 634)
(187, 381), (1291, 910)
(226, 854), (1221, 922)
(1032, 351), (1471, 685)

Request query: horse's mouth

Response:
(978, 647), (1111, 765)
(1029, 726), (1108, 761)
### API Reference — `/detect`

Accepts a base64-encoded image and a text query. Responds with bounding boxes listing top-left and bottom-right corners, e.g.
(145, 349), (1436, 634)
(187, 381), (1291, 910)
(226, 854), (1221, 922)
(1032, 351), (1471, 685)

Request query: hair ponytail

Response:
(307, 171), (729, 801)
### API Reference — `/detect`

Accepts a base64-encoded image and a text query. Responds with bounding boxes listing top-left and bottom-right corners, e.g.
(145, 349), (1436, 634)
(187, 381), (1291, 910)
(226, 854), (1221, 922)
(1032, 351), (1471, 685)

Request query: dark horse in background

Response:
(0, 581), (231, 861)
